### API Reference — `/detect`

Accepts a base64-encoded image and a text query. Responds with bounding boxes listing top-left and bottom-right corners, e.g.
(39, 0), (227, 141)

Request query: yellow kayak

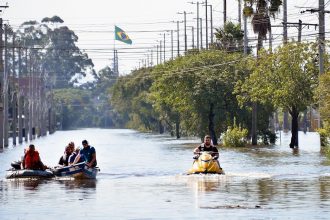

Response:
(187, 152), (225, 175)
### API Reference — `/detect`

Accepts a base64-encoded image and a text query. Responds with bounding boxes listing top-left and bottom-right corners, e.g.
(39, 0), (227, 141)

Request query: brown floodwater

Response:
(1, 129), (330, 219)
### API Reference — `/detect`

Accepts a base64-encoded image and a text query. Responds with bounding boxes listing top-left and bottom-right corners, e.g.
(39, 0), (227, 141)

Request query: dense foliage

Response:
(110, 50), (276, 143)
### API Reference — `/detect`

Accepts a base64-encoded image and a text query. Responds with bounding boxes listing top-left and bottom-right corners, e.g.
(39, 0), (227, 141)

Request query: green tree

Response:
(16, 16), (95, 89)
(53, 88), (96, 129)
(240, 42), (319, 148)
(212, 21), (244, 52)
(110, 67), (159, 131)
(150, 50), (249, 143)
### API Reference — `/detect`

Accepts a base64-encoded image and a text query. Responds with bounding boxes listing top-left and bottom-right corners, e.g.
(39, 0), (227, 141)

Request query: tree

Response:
(16, 16), (95, 89)
(212, 21), (244, 52)
(110, 67), (159, 131)
(53, 88), (96, 129)
(150, 50), (249, 143)
(240, 42), (319, 148)
(243, 0), (282, 145)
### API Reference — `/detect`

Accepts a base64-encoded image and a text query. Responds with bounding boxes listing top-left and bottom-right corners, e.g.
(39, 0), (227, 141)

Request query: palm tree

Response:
(243, 0), (282, 145)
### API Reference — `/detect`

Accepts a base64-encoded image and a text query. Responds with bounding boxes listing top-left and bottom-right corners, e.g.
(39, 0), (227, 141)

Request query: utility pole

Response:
(238, 0), (242, 26)
(191, 26), (195, 48)
(4, 24), (8, 147)
(298, 19), (302, 42)
(319, 0), (325, 76)
(177, 21), (180, 56)
(189, 1), (204, 49)
(197, 2), (200, 49)
(163, 33), (166, 62)
(205, 0), (208, 49)
(159, 40), (162, 63)
(209, 4), (213, 45)
(243, 1), (248, 54)
(178, 12), (192, 53)
(24, 48), (29, 142)
(147, 52), (150, 67)
(200, 18), (203, 49)
(0, 18), (3, 148)
(18, 41), (23, 144)
(300, 1), (330, 75)
(283, 0), (288, 131)
(12, 33), (17, 145)
(156, 45), (159, 65)
(283, 0), (288, 44)
(171, 30), (174, 59)
(224, 0), (227, 25)
(29, 49), (33, 141)
(0, 3), (9, 149)
(184, 11), (188, 52)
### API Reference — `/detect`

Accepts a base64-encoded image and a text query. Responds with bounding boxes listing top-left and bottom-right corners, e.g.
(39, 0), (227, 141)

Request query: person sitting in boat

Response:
(193, 135), (219, 160)
(58, 142), (74, 166)
(68, 147), (84, 165)
(22, 144), (47, 170)
(73, 140), (97, 167)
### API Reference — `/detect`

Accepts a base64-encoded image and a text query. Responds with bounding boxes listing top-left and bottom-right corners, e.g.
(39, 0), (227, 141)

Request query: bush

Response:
(318, 127), (330, 147)
(222, 120), (248, 147)
(258, 129), (277, 145)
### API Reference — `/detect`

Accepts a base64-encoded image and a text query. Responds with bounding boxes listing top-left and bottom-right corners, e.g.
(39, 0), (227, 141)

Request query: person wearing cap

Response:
(73, 140), (97, 167)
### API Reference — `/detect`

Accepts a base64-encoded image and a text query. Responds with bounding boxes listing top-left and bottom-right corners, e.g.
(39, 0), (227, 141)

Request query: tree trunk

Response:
(252, 102), (258, 145)
(252, 35), (263, 146)
(303, 109), (308, 133)
(159, 120), (164, 134)
(208, 103), (217, 145)
(289, 108), (299, 148)
(175, 116), (180, 139)
(283, 111), (289, 131)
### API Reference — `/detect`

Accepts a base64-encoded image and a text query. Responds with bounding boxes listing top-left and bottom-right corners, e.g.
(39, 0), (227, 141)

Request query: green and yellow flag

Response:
(115, 26), (132, 45)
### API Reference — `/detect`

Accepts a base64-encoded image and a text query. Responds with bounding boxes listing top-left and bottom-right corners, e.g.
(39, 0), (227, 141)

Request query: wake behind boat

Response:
(52, 162), (100, 179)
(187, 152), (225, 175)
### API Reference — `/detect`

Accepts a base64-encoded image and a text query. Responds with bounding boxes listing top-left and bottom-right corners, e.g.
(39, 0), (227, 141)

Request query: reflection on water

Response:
(7, 179), (50, 190)
(57, 179), (97, 190)
(0, 129), (330, 219)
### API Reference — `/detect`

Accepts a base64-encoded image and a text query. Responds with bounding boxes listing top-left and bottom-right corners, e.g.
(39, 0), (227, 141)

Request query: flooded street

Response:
(1, 129), (330, 219)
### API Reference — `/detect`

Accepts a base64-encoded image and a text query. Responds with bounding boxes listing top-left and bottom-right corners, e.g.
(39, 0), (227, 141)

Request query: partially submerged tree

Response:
(240, 42), (319, 148)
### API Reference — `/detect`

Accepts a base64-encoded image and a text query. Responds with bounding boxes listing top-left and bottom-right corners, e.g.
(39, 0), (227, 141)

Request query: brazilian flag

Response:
(115, 26), (132, 45)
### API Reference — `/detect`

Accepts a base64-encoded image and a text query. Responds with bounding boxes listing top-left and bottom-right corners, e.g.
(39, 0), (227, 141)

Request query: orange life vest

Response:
(24, 150), (40, 169)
